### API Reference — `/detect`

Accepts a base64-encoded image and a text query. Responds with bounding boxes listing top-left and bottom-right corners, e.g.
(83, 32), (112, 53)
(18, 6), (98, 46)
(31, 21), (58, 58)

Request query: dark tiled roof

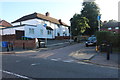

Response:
(0, 20), (13, 28)
(101, 22), (119, 29)
(12, 12), (68, 27)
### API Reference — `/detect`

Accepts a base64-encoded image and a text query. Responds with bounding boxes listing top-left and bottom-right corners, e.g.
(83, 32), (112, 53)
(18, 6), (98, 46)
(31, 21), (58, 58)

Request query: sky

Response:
(0, 0), (120, 26)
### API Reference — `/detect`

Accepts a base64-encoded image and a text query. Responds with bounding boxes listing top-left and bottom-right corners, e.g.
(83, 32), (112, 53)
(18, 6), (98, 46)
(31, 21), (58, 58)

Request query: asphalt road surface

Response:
(1, 43), (119, 79)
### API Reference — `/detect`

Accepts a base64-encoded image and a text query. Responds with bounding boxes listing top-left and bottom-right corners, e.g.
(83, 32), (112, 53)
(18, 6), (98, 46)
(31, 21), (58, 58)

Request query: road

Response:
(1, 43), (119, 79)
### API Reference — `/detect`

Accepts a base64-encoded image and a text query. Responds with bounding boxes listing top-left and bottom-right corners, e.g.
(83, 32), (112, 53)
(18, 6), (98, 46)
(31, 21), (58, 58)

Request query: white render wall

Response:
(22, 19), (42, 25)
(0, 30), (2, 35)
(25, 24), (53, 39)
(12, 19), (42, 26)
(12, 22), (20, 26)
(0, 26), (24, 35)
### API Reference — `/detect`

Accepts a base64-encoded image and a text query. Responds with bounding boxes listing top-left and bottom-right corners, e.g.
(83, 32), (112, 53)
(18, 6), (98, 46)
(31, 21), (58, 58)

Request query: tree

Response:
(81, 1), (100, 35)
(70, 14), (90, 36)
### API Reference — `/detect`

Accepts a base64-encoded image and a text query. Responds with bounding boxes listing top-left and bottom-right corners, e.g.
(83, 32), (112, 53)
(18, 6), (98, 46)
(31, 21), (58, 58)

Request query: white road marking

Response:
(16, 60), (20, 62)
(77, 62), (93, 65)
(51, 59), (59, 61)
(31, 63), (41, 66)
(51, 58), (75, 63)
(0, 70), (33, 80)
(51, 58), (61, 61)
(63, 60), (74, 63)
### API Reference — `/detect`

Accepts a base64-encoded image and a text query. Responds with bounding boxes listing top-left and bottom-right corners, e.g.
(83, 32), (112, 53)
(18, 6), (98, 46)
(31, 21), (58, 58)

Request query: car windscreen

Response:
(88, 37), (96, 41)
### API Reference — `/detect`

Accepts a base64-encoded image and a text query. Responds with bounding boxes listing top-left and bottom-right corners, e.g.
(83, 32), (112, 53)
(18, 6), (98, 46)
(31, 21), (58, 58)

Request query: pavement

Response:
(89, 52), (119, 68)
(70, 50), (119, 68)
(0, 40), (119, 68)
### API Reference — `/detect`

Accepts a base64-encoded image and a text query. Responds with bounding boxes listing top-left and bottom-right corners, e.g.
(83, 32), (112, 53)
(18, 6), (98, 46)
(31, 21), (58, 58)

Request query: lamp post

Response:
(69, 18), (73, 44)
(45, 28), (47, 47)
(69, 25), (72, 43)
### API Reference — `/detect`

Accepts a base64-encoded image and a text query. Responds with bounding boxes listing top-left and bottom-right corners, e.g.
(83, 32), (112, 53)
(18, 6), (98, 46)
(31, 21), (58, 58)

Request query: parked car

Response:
(85, 37), (97, 47)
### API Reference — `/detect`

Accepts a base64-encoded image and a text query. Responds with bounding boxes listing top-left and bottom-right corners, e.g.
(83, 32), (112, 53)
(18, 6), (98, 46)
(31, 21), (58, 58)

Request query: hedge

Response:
(95, 31), (120, 48)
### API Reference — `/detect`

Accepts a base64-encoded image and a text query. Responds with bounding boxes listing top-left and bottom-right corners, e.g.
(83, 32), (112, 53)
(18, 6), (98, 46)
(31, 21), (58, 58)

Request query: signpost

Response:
(97, 15), (101, 31)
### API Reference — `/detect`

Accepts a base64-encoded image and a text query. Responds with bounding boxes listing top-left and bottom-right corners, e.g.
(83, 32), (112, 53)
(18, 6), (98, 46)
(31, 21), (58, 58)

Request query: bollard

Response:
(95, 45), (99, 52)
(106, 44), (110, 60)
(110, 43), (112, 54)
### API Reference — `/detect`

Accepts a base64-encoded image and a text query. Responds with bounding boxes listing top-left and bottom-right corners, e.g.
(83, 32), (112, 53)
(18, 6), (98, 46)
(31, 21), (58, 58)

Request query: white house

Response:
(0, 12), (70, 48)
(11, 12), (70, 39)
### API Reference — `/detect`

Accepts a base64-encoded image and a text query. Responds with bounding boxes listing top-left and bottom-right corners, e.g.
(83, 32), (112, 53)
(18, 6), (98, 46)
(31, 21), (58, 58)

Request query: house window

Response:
(57, 33), (60, 36)
(50, 30), (52, 34)
(40, 29), (43, 35)
(47, 30), (52, 35)
(47, 30), (50, 35)
(49, 22), (51, 26)
(115, 27), (119, 29)
(108, 28), (112, 30)
(57, 24), (60, 28)
(63, 32), (66, 36)
(29, 28), (34, 34)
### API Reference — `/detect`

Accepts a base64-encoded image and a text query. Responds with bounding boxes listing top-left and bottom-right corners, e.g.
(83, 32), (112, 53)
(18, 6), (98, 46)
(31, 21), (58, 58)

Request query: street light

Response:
(69, 18), (73, 43)
(69, 25), (72, 43)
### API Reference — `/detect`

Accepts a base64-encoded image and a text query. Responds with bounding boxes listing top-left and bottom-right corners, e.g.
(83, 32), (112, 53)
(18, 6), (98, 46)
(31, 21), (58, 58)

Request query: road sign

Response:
(43, 23), (47, 28)
(97, 15), (101, 20)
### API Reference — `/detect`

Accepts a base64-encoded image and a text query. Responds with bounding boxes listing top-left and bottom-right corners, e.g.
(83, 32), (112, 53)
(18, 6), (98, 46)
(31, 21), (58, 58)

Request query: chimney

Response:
(59, 19), (62, 24)
(45, 12), (50, 17)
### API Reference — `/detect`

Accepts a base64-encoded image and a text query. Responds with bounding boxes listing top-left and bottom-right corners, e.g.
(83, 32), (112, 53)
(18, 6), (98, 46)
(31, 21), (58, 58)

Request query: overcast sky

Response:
(0, 0), (119, 25)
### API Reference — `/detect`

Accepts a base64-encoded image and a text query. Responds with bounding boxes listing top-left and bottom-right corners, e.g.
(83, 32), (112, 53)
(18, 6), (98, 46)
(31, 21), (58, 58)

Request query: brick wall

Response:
(2, 39), (36, 49)
(1, 34), (36, 49)
(12, 40), (36, 49)
(2, 34), (16, 41)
